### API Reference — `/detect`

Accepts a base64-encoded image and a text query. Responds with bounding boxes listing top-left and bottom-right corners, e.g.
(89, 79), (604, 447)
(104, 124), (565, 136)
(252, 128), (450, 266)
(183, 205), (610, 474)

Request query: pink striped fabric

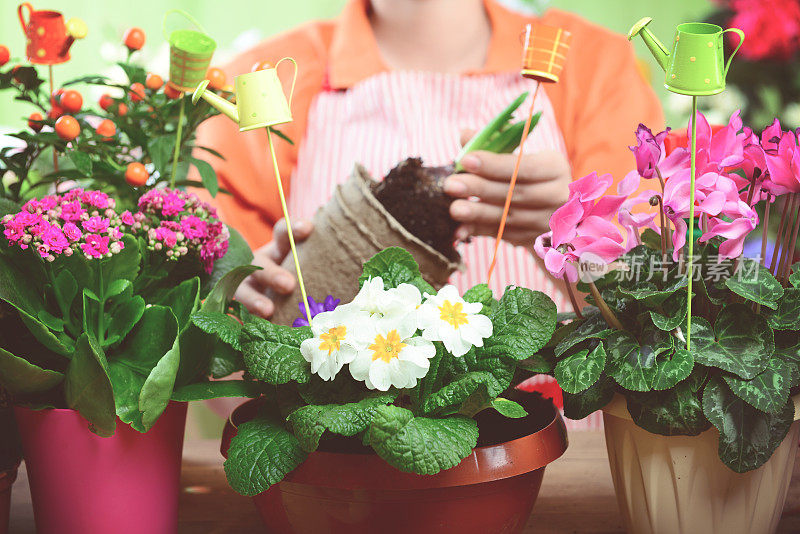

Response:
(289, 70), (601, 430)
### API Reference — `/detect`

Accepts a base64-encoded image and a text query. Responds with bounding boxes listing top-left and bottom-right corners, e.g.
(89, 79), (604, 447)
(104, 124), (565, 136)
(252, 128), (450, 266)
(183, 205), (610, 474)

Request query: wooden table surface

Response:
(9, 431), (800, 533)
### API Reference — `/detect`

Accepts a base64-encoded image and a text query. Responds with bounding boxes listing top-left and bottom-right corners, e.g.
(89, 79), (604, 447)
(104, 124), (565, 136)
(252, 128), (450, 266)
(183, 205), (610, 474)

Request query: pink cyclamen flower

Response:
(630, 124), (670, 180)
(765, 130), (800, 193)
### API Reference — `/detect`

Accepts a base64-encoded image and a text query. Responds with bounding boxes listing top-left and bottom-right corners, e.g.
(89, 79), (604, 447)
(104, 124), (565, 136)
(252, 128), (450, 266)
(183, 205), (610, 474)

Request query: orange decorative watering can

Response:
(18, 2), (87, 65)
(521, 23), (572, 83)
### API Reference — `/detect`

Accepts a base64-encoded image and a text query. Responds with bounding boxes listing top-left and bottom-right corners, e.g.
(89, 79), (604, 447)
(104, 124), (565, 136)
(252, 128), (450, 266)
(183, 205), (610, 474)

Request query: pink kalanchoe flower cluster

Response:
(136, 188), (229, 273)
(2, 189), (126, 261)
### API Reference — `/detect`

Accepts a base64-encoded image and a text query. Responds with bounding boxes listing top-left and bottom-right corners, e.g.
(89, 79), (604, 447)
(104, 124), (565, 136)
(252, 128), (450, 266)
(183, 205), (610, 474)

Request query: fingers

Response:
(459, 150), (571, 183)
(235, 282), (275, 319)
(266, 219), (314, 263)
(459, 129), (478, 147)
(249, 255), (297, 295)
(450, 199), (551, 233)
(444, 173), (569, 207)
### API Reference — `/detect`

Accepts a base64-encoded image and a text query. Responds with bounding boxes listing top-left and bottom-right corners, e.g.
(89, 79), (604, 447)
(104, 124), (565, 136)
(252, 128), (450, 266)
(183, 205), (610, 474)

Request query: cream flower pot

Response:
(602, 394), (800, 534)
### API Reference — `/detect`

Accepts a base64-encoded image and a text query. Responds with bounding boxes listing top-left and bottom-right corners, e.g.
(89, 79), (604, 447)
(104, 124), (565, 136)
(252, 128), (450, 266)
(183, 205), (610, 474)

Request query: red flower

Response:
(727, 0), (800, 61)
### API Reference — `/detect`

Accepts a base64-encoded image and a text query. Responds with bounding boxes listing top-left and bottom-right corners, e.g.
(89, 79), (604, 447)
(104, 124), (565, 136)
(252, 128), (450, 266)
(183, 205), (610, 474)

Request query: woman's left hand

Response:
(444, 141), (572, 249)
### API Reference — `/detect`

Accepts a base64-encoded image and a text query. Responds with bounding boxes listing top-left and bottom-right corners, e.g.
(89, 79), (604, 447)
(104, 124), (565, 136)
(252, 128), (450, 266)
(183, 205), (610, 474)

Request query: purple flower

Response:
(292, 295), (341, 327)
(630, 124), (670, 180)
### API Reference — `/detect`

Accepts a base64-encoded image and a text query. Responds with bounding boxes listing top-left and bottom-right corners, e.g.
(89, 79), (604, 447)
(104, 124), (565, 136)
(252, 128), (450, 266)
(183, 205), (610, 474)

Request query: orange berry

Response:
(145, 73), (163, 91)
(11, 65), (23, 83)
(129, 82), (145, 103)
(123, 27), (145, 51)
(50, 88), (64, 107)
(0, 46), (9, 67)
(28, 112), (44, 132)
(115, 102), (128, 116)
(59, 90), (82, 113)
(251, 61), (273, 72)
(99, 93), (114, 111)
(48, 105), (63, 120)
(205, 68), (226, 90)
(164, 83), (182, 100)
(95, 119), (116, 140)
(125, 162), (149, 187)
(55, 115), (80, 141)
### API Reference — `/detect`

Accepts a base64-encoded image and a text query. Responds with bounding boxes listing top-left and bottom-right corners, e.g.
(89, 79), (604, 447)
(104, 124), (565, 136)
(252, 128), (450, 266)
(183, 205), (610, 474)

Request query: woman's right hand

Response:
(234, 218), (313, 318)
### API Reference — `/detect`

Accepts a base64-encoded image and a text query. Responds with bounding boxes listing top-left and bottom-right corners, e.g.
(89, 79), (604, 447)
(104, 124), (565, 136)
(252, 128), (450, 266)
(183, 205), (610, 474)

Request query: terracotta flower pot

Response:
(602, 394), (800, 534)
(221, 394), (568, 534)
(14, 402), (188, 534)
(0, 463), (19, 534)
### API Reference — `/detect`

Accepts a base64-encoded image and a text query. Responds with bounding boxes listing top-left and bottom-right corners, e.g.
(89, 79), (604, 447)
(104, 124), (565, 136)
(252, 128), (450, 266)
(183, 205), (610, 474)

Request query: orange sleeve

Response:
(542, 10), (664, 184)
(193, 22), (332, 249)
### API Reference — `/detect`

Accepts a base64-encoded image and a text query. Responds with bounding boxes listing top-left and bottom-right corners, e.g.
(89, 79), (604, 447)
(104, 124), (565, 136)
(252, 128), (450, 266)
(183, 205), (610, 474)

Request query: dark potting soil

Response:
(317, 390), (557, 454)
(371, 158), (460, 261)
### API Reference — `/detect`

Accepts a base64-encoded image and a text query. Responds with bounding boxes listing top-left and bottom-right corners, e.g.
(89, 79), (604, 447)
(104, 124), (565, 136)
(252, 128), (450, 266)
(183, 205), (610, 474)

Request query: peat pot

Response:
(14, 401), (188, 534)
(0, 463), (18, 534)
(221, 393), (568, 534)
(603, 394), (800, 534)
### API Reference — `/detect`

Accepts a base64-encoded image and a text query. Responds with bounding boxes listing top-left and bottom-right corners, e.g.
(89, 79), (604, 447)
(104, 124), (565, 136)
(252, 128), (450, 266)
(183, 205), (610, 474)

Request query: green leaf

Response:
(702, 377), (795, 473)
(626, 371), (709, 436)
(490, 398), (528, 418)
(103, 294), (145, 347)
(618, 277), (688, 306)
(190, 157), (218, 197)
(96, 234), (140, 298)
(192, 311), (242, 349)
(171, 380), (263, 401)
(107, 364), (145, 431)
(139, 333), (181, 430)
(484, 287), (556, 360)
(202, 265), (259, 313)
(241, 319), (312, 384)
(554, 313), (612, 357)
(287, 394), (396, 452)
(689, 304), (773, 379)
(763, 288), (800, 330)
(367, 405), (478, 474)
(649, 290), (688, 331)
(724, 356), (792, 414)
(554, 343), (606, 394)
(605, 330), (671, 392)
(358, 247), (434, 294)
(0, 347), (64, 394)
(421, 370), (501, 415)
(455, 92), (528, 170)
(156, 277), (200, 332)
(724, 259), (783, 309)
(202, 227), (253, 297)
(562, 375), (615, 420)
(462, 284), (494, 308)
(207, 343), (245, 378)
(652, 348), (694, 390)
(64, 334), (116, 437)
(68, 150), (93, 176)
(224, 415), (308, 496)
(789, 262), (800, 288)
(147, 135), (175, 176)
(18, 308), (72, 356)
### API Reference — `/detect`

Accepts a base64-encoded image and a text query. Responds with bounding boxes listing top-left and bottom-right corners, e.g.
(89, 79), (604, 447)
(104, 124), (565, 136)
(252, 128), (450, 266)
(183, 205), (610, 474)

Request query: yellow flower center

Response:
(369, 330), (407, 363)
(319, 326), (347, 355)
(439, 300), (468, 329)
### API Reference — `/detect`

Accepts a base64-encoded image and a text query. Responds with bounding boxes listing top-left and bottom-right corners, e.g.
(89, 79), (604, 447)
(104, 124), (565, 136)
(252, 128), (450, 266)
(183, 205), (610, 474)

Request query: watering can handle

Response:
(275, 57), (299, 110)
(18, 2), (33, 33)
(162, 9), (208, 41)
(722, 28), (745, 78)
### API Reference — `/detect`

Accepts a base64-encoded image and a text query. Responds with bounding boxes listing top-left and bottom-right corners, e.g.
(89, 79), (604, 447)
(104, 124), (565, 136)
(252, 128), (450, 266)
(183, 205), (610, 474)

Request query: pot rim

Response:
(221, 394), (568, 491)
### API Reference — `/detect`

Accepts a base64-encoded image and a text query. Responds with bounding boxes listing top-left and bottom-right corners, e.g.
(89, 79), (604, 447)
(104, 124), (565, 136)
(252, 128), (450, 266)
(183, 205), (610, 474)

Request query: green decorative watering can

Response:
(628, 17), (745, 96)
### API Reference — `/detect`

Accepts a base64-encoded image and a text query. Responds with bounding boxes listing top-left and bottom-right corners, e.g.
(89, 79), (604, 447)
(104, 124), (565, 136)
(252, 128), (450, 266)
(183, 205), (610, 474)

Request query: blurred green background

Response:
(0, 0), (712, 436)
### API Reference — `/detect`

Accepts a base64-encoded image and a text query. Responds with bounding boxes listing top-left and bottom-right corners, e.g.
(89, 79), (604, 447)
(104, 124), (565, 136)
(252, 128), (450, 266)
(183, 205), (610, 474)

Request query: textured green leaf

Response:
(562, 376), (616, 420)
(605, 330), (671, 392)
(171, 380), (263, 401)
(554, 313), (612, 357)
(491, 398), (528, 418)
(702, 377), (794, 473)
(725, 259), (783, 309)
(421, 371), (501, 415)
(207, 343), (246, 378)
(554, 343), (606, 394)
(763, 288), (800, 330)
(649, 290), (687, 331)
(626, 371), (709, 436)
(367, 405), (478, 475)
(358, 247), (434, 294)
(483, 287), (556, 360)
(462, 284), (495, 310)
(192, 311), (242, 349)
(64, 334), (115, 437)
(789, 263), (800, 288)
(0, 347), (64, 394)
(652, 348), (694, 390)
(724, 357), (792, 414)
(241, 319), (312, 384)
(618, 277), (688, 306)
(202, 265), (260, 314)
(224, 415), (308, 496)
(297, 374), (376, 405)
(690, 304), (773, 379)
(287, 394), (396, 452)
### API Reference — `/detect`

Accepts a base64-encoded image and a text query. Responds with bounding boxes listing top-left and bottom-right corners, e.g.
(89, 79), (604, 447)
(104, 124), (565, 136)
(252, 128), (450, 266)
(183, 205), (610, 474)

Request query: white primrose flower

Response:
(417, 285), (493, 357)
(300, 306), (367, 381)
(347, 276), (422, 336)
(349, 318), (436, 392)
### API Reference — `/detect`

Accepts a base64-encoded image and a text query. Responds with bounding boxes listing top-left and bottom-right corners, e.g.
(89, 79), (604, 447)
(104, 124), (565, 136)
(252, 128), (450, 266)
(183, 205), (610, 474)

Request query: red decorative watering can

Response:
(18, 2), (87, 65)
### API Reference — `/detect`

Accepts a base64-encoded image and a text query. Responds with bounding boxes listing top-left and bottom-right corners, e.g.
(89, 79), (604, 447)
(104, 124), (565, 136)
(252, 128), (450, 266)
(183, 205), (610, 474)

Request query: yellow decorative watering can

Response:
(191, 58), (297, 132)
(628, 17), (744, 96)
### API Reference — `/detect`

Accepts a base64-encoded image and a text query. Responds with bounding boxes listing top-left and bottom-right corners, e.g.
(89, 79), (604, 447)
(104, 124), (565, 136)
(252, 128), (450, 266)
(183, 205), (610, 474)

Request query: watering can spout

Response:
(628, 17), (670, 72)
(192, 80), (239, 124)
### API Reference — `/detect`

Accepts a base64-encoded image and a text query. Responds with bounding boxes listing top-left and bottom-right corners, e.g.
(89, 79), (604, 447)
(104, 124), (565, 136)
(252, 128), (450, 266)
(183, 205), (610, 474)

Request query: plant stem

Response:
(97, 268), (105, 344)
(169, 96), (186, 188)
(761, 197), (771, 267)
(685, 96), (698, 350)
(49, 65), (59, 176)
(563, 274), (583, 319)
(587, 281), (623, 330)
(656, 196), (667, 257)
(777, 194), (799, 280)
(781, 194), (800, 283)
(770, 195), (791, 274)
(655, 166), (666, 193)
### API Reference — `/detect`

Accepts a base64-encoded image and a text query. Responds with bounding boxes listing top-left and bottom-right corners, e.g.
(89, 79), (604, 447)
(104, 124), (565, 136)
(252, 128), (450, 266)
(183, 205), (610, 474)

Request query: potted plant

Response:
(0, 29), (259, 534)
(0, 387), (21, 534)
(195, 247), (567, 534)
(532, 111), (800, 534)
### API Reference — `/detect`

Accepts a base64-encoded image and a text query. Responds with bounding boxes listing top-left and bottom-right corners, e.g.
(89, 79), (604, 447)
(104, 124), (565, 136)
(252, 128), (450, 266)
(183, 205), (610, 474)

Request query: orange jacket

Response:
(195, 0), (664, 248)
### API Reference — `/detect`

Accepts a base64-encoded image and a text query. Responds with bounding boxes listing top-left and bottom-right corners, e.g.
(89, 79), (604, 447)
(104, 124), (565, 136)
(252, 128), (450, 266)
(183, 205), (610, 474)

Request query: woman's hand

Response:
(444, 131), (571, 249)
(234, 218), (313, 318)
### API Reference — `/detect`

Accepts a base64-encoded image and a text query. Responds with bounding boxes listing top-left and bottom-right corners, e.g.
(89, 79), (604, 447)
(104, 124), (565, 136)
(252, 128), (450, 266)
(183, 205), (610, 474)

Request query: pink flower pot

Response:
(0, 464), (19, 534)
(14, 402), (187, 534)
